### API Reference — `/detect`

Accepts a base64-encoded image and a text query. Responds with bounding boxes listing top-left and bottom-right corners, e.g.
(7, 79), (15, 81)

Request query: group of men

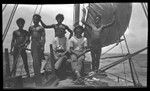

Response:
(10, 7), (116, 86)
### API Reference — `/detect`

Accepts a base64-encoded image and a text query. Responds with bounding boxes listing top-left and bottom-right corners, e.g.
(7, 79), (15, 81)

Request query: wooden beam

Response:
(73, 4), (80, 27)
(4, 48), (10, 78)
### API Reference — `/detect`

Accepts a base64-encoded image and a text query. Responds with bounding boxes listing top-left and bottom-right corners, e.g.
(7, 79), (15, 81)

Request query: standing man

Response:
(10, 18), (30, 77)
(40, 13), (73, 51)
(28, 14), (45, 86)
(81, 8), (116, 74)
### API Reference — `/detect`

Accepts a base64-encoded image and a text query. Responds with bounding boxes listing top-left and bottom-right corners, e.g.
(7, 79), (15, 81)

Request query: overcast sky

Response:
(2, 3), (148, 54)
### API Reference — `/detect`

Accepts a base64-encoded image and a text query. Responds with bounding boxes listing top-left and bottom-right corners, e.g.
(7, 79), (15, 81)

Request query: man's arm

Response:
(40, 28), (46, 47)
(26, 31), (30, 46)
(10, 31), (16, 52)
(68, 39), (77, 55)
(100, 13), (116, 30)
(81, 8), (92, 29)
(28, 26), (32, 45)
(65, 25), (73, 39)
(40, 19), (54, 28)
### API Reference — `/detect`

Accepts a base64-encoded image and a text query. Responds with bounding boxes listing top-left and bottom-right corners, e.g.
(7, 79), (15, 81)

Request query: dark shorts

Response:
(90, 38), (102, 50)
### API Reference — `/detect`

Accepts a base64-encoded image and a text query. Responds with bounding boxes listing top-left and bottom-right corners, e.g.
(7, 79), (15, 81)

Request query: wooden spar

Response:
(99, 47), (147, 72)
(73, 4), (80, 27)
(5, 48), (10, 78)
(101, 54), (128, 60)
(50, 44), (55, 73)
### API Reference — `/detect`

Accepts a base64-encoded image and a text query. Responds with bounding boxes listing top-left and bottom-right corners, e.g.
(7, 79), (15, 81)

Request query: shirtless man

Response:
(81, 8), (116, 73)
(28, 14), (45, 86)
(40, 13), (73, 51)
(10, 18), (30, 77)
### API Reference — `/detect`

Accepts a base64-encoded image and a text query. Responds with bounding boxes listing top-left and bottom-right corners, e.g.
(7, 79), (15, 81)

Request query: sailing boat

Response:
(3, 3), (147, 88)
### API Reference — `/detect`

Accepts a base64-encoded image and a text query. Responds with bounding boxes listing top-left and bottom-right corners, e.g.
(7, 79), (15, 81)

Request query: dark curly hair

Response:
(56, 14), (64, 21)
(74, 25), (84, 34)
(16, 18), (25, 25)
(33, 14), (41, 19)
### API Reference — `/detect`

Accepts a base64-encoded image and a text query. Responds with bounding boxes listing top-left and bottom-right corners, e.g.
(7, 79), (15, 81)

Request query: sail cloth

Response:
(85, 3), (132, 47)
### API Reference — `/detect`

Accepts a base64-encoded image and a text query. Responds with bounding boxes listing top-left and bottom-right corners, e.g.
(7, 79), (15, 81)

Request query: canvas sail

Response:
(85, 3), (132, 47)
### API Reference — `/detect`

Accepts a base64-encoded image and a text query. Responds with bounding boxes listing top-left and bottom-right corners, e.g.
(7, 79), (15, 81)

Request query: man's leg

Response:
(20, 49), (30, 77)
(10, 48), (19, 77)
(95, 48), (101, 71)
(55, 56), (68, 80)
(55, 56), (66, 70)
(31, 44), (42, 86)
(91, 48), (96, 71)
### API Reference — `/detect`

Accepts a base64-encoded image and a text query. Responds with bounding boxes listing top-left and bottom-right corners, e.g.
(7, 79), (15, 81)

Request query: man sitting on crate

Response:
(68, 25), (89, 84)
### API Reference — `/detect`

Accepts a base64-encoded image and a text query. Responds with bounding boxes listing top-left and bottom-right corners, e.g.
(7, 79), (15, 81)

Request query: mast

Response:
(73, 4), (80, 27)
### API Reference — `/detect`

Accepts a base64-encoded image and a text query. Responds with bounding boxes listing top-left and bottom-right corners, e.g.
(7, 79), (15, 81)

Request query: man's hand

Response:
(82, 8), (86, 15)
(10, 48), (13, 54)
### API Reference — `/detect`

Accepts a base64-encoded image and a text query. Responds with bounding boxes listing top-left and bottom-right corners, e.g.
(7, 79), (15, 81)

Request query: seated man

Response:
(69, 25), (88, 84)
(52, 37), (73, 80)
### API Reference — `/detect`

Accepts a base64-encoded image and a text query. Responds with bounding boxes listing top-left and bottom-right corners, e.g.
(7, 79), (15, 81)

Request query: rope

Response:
(143, 3), (148, 14)
(130, 59), (141, 85)
(123, 35), (141, 87)
(106, 72), (133, 84)
(144, 3), (147, 10)
(101, 54), (127, 60)
(3, 4), (7, 12)
(141, 3), (147, 20)
(101, 43), (119, 57)
(3, 4), (18, 43)
(120, 42), (127, 86)
(38, 4), (43, 15)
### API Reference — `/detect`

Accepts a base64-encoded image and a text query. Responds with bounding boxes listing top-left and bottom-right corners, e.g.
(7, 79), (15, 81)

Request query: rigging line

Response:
(143, 3), (148, 14)
(2, 4), (7, 12)
(101, 43), (118, 57)
(3, 4), (18, 43)
(38, 4), (43, 15)
(101, 54), (127, 60)
(141, 3), (148, 20)
(120, 42), (127, 86)
(3, 4), (17, 40)
(106, 72), (134, 84)
(123, 34), (139, 87)
(29, 5), (39, 26)
(3, 4), (17, 36)
(99, 47), (147, 73)
(130, 59), (141, 85)
(144, 3), (148, 10)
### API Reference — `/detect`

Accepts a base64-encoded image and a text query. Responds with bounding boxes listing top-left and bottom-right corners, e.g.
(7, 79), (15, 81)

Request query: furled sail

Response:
(85, 3), (132, 47)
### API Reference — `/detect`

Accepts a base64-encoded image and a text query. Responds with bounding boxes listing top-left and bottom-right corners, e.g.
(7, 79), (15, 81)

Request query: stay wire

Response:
(120, 42), (127, 86)
(3, 4), (7, 12)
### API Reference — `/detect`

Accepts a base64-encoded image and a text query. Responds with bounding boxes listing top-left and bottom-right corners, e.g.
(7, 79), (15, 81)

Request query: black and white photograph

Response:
(2, 3), (148, 89)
